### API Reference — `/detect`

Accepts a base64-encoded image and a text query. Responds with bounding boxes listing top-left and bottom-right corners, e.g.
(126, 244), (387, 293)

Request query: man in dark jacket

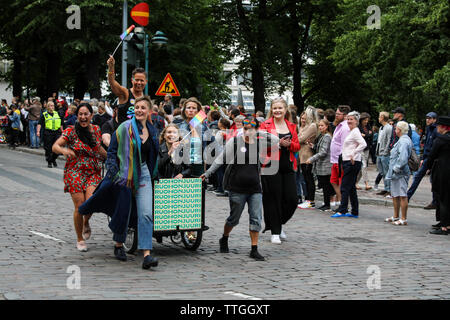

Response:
(427, 116), (450, 234)
(407, 112), (438, 209)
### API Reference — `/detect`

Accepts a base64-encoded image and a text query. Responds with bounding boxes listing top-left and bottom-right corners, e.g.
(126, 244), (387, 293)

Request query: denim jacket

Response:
(386, 134), (412, 180)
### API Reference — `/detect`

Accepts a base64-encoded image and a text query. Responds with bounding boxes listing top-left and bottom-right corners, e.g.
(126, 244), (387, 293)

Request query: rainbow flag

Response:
(189, 110), (207, 128)
(120, 25), (135, 40)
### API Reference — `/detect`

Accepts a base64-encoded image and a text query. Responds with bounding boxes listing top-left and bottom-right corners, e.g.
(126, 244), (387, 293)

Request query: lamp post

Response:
(144, 31), (168, 95)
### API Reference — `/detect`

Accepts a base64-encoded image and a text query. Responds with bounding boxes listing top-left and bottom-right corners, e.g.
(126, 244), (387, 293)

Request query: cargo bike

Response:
(121, 178), (207, 254)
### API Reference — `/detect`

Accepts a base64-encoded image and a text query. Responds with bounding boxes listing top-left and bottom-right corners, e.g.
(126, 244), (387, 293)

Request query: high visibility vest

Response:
(43, 111), (61, 131)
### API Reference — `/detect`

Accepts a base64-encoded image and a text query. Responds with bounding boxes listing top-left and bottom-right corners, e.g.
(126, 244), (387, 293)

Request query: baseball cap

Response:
(392, 107), (406, 114)
(426, 112), (438, 119)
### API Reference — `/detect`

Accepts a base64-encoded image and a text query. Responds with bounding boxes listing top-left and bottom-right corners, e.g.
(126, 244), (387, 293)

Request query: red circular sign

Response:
(131, 3), (149, 27)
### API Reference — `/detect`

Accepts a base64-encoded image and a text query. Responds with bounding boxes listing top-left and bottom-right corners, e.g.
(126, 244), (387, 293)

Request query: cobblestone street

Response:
(0, 147), (449, 300)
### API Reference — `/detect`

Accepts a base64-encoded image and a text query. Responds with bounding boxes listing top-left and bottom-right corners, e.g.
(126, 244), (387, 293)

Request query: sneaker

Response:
(214, 191), (228, 197)
(271, 235), (282, 244)
(142, 255), (158, 269)
(373, 184), (379, 191)
(114, 246), (127, 261)
(298, 201), (315, 209)
(280, 230), (287, 241)
(317, 205), (331, 211)
(344, 213), (359, 218)
(385, 194), (392, 199)
(330, 201), (336, 206)
(48, 162), (53, 168)
(206, 185), (216, 191)
(53, 161), (57, 168)
(250, 250), (265, 261)
(376, 190), (388, 196)
(219, 236), (229, 253)
(331, 212), (345, 218)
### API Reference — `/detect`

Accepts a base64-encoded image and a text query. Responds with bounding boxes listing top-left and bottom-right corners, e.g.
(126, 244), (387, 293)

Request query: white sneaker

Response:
(335, 201), (341, 206)
(271, 235), (282, 244)
(280, 230), (287, 241)
(298, 201), (314, 209)
(373, 184), (379, 191)
(330, 201), (336, 206)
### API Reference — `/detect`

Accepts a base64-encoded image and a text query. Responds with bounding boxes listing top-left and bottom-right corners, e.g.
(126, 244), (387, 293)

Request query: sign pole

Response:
(121, 0), (128, 87)
(145, 33), (149, 95)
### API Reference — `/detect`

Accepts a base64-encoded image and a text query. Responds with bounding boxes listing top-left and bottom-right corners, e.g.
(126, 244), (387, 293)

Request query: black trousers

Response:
(8, 128), (19, 147)
(301, 163), (315, 202)
(337, 161), (362, 215)
(436, 194), (450, 226)
(317, 175), (333, 206)
(262, 171), (298, 234)
(43, 130), (60, 163)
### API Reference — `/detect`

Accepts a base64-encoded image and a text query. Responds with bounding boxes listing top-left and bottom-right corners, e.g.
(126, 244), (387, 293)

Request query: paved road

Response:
(0, 148), (449, 300)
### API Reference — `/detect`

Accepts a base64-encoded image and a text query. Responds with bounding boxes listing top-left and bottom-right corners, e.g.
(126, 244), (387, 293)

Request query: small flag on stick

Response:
(111, 25), (136, 58)
(120, 24), (136, 40)
(189, 110), (207, 128)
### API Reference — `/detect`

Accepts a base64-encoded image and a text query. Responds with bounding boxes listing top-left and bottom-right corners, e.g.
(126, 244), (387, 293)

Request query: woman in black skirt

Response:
(259, 98), (301, 244)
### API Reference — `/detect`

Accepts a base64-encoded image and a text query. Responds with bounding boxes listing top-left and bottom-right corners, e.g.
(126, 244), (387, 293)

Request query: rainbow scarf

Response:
(114, 117), (142, 193)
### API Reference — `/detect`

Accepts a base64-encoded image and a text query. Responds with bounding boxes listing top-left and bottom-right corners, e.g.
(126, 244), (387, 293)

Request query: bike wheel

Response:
(180, 230), (202, 251)
(124, 227), (138, 254)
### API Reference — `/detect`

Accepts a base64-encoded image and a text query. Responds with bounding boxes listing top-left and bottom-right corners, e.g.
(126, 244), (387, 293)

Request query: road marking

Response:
(224, 291), (262, 300)
(29, 230), (66, 243)
(9, 167), (64, 189)
(0, 175), (35, 192)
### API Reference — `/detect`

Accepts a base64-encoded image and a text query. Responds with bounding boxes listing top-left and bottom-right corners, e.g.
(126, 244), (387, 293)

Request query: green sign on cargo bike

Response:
(153, 178), (202, 231)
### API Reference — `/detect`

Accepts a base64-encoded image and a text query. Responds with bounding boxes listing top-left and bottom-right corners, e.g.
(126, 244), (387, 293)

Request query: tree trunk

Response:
(86, 51), (101, 99)
(46, 51), (60, 99)
(12, 53), (22, 99)
(251, 62), (266, 114)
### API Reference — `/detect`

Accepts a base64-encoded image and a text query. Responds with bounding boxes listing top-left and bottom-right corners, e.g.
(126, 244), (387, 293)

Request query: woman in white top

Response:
(331, 111), (367, 218)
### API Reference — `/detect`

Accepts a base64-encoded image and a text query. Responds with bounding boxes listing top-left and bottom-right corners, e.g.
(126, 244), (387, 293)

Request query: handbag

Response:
(408, 148), (420, 172)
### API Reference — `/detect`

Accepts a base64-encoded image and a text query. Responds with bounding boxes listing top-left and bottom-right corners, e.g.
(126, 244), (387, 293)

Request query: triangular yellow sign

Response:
(155, 73), (180, 97)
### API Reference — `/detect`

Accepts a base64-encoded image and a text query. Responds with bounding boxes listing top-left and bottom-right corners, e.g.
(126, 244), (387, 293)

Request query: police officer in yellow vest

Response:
(37, 101), (62, 168)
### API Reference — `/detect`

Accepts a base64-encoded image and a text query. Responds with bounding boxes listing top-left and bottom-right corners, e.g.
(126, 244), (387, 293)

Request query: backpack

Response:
(408, 147), (420, 172)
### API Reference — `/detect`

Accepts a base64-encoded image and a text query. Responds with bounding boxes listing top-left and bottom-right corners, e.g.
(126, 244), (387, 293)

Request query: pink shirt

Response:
(342, 127), (367, 161)
(330, 120), (350, 164)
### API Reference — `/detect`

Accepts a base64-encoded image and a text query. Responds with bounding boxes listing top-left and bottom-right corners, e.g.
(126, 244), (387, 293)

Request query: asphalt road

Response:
(0, 148), (449, 300)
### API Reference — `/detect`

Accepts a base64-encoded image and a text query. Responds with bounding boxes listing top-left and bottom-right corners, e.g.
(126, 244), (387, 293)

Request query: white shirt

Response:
(341, 127), (367, 162)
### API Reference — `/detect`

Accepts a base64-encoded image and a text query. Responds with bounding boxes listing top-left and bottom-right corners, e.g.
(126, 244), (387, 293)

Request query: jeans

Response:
(295, 167), (307, 199)
(376, 155), (391, 192)
(227, 192), (263, 232)
(29, 120), (39, 147)
(407, 158), (436, 204)
(113, 163), (154, 250)
(337, 160), (362, 215)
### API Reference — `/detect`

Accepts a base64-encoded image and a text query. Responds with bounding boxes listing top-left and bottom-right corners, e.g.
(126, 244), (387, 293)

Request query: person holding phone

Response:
(259, 98), (301, 244)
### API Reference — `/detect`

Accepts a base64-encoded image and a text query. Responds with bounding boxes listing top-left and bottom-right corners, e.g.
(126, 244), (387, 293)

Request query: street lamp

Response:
(145, 31), (168, 95)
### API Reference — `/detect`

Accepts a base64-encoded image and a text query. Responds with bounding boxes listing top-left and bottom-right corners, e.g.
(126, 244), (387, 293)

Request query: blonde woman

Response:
(298, 106), (319, 209)
(259, 98), (300, 244)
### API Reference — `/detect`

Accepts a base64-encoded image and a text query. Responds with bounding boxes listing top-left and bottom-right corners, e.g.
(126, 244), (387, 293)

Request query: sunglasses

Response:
(243, 119), (257, 127)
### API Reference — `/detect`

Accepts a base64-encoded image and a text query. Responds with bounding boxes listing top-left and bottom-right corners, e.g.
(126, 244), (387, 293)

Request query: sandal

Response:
(82, 224), (91, 240)
(392, 219), (407, 226)
(365, 186), (373, 191)
(76, 241), (88, 252)
(385, 216), (399, 222)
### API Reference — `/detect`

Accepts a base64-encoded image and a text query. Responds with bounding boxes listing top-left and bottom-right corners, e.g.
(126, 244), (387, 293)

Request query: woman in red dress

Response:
(53, 103), (107, 252)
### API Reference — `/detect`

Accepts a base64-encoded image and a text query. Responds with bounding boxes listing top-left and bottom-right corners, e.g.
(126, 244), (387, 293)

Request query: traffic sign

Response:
(131, 3), (149, 27)
(155, 73), (180, 97)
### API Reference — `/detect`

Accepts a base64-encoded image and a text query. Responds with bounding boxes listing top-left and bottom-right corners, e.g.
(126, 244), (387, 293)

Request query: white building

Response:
(223, 58), (293, 114)
(0, 59), (13, 103)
